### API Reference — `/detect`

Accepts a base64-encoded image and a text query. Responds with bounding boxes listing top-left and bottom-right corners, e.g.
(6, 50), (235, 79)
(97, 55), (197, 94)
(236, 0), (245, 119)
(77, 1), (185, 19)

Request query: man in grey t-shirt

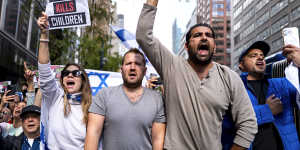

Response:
(85, 48), (166, 150)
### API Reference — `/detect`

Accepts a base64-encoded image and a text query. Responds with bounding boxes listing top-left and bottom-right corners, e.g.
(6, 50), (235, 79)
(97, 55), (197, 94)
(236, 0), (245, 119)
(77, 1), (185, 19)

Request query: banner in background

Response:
(46, 0), (91, 29)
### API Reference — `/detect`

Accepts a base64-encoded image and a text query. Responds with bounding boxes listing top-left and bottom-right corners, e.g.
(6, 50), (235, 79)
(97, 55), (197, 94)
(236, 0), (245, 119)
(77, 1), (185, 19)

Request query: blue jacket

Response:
(222, 73), (300, 150)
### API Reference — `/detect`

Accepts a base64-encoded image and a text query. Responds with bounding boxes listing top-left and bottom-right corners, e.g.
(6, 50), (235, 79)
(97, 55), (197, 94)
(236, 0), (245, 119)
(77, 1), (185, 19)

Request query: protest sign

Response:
(46, 0), (91, 29)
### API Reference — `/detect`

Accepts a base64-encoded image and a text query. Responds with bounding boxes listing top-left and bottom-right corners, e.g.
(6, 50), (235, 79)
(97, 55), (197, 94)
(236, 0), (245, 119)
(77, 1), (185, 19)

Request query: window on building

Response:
(232, 0), (239, 8)
(233, 20), (241, 32)
(214, 56), (224, 62)
(216, 40), (224, 46)
(242, 8), (255, 24)
(256, 0), (270, 12)
(271, 0), (288, 17)
(4, 0), (19, 37)
(30, 21), (38, 55)
(213, 0), (224, 2)
(272, 38), (283, 52)
(241, 24), (255, 39)
(271, 15), (288, 35)
(216, 33), (224, 38)
(243, 0), (255, 9)
(0, 0), (2, 21)
(233, 5), (243, 19)
(216, 48), (224, 53)
(234, 34), (240, 46)
(299, 24), (300, 36)
(226, 0), (230, 11)
(213, 10), (224, 17)
(227, 41), (231, 48)
(291, 6), (300, 21)
(257, 28), (270, 40)
(17, 1), (31, 46)
(213, 3), (224, 9)
(256, 11), (269, 28)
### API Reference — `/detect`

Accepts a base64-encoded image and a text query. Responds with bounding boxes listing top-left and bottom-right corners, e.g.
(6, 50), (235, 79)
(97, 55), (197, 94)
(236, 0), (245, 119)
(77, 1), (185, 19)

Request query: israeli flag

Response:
(110, 25), (158, 78)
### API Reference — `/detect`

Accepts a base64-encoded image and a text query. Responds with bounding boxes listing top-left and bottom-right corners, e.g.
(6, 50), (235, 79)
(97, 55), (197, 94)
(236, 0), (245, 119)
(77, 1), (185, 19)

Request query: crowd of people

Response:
(1, 0), (300, 149)
(0, 62), (42, 149)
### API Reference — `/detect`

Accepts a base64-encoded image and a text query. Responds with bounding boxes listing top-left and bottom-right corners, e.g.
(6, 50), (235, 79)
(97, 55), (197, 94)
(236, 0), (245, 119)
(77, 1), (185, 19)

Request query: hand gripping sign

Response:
(46, 0), (91, 30)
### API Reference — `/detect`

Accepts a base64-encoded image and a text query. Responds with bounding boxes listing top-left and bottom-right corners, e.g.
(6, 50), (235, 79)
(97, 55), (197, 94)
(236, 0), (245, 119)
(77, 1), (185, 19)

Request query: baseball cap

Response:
(239, 41), (270, 62)
(20, 105), (41, 119)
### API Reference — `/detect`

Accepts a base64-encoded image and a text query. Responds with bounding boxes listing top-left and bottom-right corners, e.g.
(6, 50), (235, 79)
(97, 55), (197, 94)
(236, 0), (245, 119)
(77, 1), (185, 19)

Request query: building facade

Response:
(177, 0), (231, 66)
(172, 19), (183, 55)
(0, 0), (45, 83)
(210, 0), (231, 66)
(231, 0), (300, 70)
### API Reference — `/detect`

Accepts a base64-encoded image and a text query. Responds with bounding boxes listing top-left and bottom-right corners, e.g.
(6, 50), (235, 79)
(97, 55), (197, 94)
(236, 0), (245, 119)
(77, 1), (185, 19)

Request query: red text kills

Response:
(54, 1), (76, 14)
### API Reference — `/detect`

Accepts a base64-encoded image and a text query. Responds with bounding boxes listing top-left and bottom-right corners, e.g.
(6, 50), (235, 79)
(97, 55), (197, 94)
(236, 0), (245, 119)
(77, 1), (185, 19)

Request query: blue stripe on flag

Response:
(115, 29), (136, 42)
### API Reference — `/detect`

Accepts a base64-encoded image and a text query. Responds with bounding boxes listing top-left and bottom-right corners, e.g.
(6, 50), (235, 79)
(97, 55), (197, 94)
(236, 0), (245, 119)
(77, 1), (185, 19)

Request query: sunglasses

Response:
(61, 70), (83, 77)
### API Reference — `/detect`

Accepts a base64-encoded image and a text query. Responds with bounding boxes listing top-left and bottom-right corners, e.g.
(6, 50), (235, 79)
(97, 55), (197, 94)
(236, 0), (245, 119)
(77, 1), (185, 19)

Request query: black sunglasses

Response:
(61, 70), (83, 77)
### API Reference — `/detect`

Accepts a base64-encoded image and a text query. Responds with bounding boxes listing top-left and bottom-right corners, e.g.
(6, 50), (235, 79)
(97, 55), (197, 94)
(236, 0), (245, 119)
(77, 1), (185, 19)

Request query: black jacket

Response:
(0, 132), (24, 150)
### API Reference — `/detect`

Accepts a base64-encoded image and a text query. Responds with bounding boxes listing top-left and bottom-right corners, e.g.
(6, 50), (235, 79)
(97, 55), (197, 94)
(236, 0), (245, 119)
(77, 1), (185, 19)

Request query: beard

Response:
(187, 45), (214, 65)
(122, 74), (143, 89)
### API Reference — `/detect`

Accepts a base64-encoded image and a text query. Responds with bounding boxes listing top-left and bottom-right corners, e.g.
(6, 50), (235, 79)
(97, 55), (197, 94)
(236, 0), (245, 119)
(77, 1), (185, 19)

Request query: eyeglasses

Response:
(61, 70), (83, 77)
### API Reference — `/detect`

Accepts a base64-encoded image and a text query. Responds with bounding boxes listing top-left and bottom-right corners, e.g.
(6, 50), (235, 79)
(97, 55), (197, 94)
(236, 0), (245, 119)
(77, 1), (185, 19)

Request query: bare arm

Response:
(37, 12), (50, 64)
(152, 122), (166, 150)
(33, 89), (42, 107)
(147, 0), (158, 6)
(230, 144), (246, 150)
(84, 113), (105, 150)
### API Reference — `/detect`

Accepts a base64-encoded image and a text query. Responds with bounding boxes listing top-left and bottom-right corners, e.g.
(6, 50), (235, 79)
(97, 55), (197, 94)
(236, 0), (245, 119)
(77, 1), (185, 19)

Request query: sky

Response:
(112, 0), (196, 51)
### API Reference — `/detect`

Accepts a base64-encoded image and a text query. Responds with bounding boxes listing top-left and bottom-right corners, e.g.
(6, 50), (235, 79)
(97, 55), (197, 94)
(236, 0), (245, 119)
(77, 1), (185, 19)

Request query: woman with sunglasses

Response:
(37, 13), (92, 150)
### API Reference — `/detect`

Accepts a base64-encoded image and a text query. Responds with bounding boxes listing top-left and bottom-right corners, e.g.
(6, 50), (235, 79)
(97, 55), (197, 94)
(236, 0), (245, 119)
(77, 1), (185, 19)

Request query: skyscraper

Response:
(0, 0), (46, 82)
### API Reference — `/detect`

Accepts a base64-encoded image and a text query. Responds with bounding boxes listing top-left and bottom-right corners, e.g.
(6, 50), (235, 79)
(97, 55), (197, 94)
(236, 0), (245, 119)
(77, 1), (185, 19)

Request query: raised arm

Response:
(37, 12), (50, 64)
(37, 12), (62, 104)
(136, 0), (174, 77)
(147, 0), (158, 6)
(24, 62), (36, 106)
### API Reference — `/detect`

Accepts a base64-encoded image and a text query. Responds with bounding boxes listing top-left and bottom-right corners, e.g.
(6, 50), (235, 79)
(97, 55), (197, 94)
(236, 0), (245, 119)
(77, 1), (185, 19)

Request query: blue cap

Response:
(20, 105), (41, 119)
(239, 41), (270, 62)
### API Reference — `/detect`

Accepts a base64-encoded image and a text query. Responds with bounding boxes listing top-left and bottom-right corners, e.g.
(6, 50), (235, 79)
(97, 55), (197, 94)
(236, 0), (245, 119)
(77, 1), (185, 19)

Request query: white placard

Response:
(46, 0), (91, 30)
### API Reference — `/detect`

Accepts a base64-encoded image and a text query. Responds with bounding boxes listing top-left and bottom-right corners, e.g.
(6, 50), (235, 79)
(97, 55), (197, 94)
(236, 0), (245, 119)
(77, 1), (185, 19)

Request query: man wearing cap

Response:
(238, 41), (300, 149)
(0, 105), (41, 150)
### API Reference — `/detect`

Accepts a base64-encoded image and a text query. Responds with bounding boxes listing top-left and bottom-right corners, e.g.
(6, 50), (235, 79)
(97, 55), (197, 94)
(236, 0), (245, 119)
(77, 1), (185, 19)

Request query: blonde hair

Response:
(60, 63), (92, 125)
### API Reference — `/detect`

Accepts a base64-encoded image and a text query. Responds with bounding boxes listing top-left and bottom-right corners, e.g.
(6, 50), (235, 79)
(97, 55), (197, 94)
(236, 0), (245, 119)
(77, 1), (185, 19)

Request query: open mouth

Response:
(129, 73), (137, 78)
(67, 81), (75, 86)
(66, 81), (75, 88)
(198, 44), (209, 51)
(256, 61), (264, 66)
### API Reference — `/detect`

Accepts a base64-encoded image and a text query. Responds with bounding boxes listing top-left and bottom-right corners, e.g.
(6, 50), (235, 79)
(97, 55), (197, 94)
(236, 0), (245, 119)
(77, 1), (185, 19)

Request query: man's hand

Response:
(266, 95), (283, 115)
(146, 76), (159, 89)
(283, 44), (300, 67)
(146, 0), (158, 7)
